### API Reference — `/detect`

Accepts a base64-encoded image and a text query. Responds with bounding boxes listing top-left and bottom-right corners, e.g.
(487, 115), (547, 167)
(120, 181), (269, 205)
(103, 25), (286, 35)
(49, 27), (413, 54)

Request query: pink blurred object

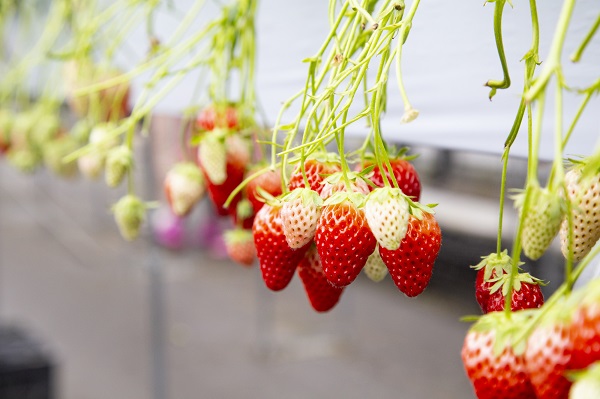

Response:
(196, 214), (230, 259)
(152, 206), (186, 250)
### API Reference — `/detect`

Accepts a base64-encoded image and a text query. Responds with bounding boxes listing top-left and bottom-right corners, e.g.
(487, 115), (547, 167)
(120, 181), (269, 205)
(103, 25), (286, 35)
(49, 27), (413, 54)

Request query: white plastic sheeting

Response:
(121, 0), (600, 159)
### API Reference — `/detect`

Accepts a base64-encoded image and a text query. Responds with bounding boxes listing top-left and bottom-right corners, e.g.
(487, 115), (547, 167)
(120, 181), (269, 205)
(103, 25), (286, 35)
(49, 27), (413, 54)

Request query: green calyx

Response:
(471, 250), (515, 274)
(171, 162), (203, 183)
(281, 187), (323, 207)
(488, 271), (546, 297)
(254, 186), (282, 208)
(323, 191), (366, 208)
(224, 228), (253, 245)
(470, 310), (535, 357)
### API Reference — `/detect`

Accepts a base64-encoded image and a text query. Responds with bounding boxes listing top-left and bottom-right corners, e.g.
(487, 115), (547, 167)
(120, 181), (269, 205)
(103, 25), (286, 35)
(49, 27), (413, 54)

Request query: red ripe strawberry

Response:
(253, 204), (309, 291)
(360, 158), (421, 201)
(196, 105), (238, 131)
(288, 157), (341, 195)
(569, 282), (600, 370)
(462, 312), (536, 399)
(524, 301), (574, 399)
(200, 134), (249, 216)
(379, 211), (441, 297)
(298, 245), (344, 312)
(485, 273), (544, 313)
(472, 251), (515, 313)
(244, 167), (282, 214)
(315, 193), (376, 287)
(231, 198), (255, 230)
(224, 228), (256, 267)
(476, 269), (500, 312)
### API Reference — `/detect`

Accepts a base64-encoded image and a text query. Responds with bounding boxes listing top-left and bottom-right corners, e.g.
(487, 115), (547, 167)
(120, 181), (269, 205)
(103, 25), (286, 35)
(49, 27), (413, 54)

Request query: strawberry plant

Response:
(1, 0), (600, 396)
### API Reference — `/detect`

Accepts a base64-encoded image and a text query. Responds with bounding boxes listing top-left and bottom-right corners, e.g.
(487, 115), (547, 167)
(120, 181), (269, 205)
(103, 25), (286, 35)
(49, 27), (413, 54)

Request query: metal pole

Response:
(141, 124), (168, 399)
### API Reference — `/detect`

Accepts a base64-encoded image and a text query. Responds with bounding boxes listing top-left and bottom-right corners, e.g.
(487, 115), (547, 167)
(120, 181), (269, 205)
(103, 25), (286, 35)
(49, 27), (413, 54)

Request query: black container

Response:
(0, 325), (55, 399)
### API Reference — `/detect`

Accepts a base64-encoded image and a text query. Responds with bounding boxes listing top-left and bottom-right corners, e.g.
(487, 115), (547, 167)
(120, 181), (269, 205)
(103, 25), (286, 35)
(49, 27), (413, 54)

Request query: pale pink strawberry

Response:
(164, 162), (206, 216)
(280, 188), (322, 249)
(524, 299), (574, 399)
(224, 228), (256, 267)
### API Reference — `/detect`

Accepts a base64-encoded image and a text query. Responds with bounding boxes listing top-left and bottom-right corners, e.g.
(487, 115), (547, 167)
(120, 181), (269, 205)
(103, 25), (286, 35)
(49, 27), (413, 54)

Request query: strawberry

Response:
(232, 198), (255, 229)
(472, 251), (514, 313)
(105, 145), (133, 188)
(112, 194), (146, 241)
(524, 299), (574, 399)
(164, 162), (206, 217)
(280, 188), (322, 249)
(253, 204), (309, 291)
(198, 131), (227, 185)
(43, 135), (79, 178)
(315, 193), (376, 287)
(560, 163), (600, 262)
(568, 361), (600, 399)
(0, 109), (13, 154)
(379, 210), (441, 297)
(485, 273), (544, 313)
(78, 152), (104, 180)
(288, 156), (341, 195)
(462, 311), (536, 399)
(224, 228), (255, 267)
(514, 185), (564, 260)
(569, 280), (600, 370)
(200, 134), (249, 216)
(244, 167), (282, 214)
(63, 60), (130, 122)
(359, 155), (421, 201)
(196, 104), (238, 131)
(297, 245), (344, 312)
(364, 187), (409, 250)
(363, 246), (387, 282)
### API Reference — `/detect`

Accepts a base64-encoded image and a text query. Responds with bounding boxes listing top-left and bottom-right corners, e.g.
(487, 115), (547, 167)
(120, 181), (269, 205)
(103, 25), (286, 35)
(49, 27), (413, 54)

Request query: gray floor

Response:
(0, 161), (478, 399)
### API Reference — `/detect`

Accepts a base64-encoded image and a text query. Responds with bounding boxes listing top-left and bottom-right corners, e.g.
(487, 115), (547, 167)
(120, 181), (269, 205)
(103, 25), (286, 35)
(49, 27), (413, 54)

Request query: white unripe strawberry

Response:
(364, 187), (409, 251)
(363, 246), (387, 282)
(560, 166), (600, 262)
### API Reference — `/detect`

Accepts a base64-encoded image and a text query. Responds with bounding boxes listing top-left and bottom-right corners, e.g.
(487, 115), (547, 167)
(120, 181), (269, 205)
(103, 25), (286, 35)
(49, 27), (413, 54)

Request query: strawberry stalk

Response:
(524, 0), (576, 103)
(485, 0), (511, 100)
(570, 12), (600, 62)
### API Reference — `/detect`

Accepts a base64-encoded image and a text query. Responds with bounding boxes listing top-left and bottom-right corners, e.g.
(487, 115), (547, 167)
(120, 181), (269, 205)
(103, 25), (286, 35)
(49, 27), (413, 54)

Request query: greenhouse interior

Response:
(1, 1), (599, 398)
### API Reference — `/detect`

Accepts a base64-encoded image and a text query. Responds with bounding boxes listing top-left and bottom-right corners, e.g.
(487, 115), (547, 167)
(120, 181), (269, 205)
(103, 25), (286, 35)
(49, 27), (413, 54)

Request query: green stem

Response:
(525, 0), (576, 102)
(485, 0), (511, 100)
(570, 12), (600, 62)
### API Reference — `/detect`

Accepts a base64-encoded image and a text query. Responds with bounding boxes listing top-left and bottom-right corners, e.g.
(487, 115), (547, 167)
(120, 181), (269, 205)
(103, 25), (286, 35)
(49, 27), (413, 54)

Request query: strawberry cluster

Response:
(462, 280), (600, 399)
(162, 104), (278, 263)
(248, 153), (442, 312)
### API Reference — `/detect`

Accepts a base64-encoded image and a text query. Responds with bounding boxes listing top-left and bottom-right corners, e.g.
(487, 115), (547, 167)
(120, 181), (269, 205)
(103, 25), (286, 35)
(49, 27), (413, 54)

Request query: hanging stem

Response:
(485, 0), (511, 100)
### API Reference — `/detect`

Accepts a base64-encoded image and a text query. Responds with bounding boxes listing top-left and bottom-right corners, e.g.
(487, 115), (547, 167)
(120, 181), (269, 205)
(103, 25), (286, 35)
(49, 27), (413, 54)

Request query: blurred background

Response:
(1, 0), (599, 398)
